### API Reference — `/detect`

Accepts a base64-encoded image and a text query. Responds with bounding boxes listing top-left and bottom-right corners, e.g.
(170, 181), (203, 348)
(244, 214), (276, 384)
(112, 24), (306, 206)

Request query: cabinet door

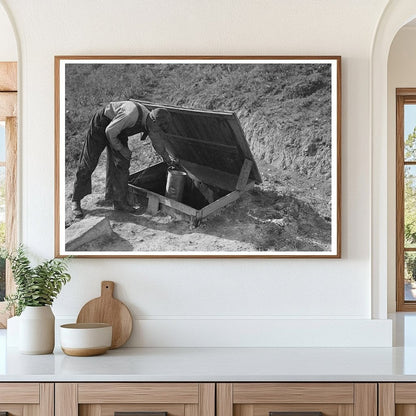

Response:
(55, 383), (215, 416)
(379, 383), (416, 416)
(0, 383), (53, 416)
(217, 383), (377, 416)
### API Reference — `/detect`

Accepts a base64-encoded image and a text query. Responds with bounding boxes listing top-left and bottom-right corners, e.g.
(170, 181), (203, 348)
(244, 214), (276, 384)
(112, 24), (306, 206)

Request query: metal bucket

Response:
(165, 169), (187, 202)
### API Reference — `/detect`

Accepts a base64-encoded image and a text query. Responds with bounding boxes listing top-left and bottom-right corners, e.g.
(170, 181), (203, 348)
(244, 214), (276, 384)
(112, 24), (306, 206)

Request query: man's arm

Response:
(105, 102), (138, 155)
(149, 132), (173, 165)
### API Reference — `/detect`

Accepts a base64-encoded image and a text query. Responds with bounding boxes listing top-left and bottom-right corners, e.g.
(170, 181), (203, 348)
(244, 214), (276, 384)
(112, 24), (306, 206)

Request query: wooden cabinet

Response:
(217, 383), (377, 416)
(0, 383), (53, 415)
(55, 383), (215, 416)
(0, 380), (410, 416)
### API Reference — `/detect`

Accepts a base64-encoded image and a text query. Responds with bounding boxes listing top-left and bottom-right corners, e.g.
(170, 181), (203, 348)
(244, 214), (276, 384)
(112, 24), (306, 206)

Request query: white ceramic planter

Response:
(6, 315), (20, 347)
(19, 306), (55, 354)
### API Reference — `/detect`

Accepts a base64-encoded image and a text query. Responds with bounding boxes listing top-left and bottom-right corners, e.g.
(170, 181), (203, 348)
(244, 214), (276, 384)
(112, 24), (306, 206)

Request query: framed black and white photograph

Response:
(55, 56), (341, 258)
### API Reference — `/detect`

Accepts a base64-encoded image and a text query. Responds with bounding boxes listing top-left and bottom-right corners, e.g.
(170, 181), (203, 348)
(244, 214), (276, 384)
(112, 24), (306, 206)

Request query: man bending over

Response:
(71, 100), (172, 219)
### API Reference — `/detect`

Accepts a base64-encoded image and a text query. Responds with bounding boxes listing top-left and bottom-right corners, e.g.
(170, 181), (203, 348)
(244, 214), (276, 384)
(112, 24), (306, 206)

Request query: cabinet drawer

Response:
(56, 383), (215, 416)
(78, 383), (200, 404)
(217, 383), (376, 416)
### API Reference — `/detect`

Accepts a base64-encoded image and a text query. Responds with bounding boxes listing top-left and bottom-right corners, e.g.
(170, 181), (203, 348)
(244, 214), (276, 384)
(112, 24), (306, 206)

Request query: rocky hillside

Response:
(64, 62), (332, 184)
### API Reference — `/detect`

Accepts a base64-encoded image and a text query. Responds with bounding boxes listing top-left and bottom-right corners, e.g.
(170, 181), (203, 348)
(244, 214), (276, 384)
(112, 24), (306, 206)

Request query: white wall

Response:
(387, 26), (416, 312)
(0, 3), (16, 61)
(0, 0), (394, 347)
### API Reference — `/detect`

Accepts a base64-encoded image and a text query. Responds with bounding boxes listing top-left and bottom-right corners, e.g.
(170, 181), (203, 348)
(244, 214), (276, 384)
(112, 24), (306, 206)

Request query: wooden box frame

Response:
(55, 56), (341, 258)
(129, 159), (255, 227)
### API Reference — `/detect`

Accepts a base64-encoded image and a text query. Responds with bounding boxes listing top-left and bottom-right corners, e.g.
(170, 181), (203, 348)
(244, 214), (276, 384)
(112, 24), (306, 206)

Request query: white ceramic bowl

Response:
(60, 323), (112, 356)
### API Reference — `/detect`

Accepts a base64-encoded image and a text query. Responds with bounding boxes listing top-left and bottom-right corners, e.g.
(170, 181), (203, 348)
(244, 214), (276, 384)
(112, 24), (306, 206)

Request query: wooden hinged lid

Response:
(132, 100), (262, 192)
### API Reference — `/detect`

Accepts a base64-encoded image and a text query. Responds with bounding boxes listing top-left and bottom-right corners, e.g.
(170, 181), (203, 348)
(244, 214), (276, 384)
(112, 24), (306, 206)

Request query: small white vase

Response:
(6, 315), (20, 347)
(19, 306), (55, 354)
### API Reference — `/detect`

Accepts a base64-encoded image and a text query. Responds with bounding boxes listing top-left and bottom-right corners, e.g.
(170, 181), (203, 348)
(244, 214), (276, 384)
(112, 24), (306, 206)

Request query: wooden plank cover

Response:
(232, 383), (354, 404)
(78, 383), (199, 404)
(133, 100), (262, 189)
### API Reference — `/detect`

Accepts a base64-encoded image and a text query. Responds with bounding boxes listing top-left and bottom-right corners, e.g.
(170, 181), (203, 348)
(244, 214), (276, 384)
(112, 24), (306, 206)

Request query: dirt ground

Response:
(65, 156), (332, 254)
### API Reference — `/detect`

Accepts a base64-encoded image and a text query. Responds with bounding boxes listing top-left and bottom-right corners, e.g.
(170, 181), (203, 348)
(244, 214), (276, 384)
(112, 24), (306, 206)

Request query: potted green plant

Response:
(4, 246), (71, 354)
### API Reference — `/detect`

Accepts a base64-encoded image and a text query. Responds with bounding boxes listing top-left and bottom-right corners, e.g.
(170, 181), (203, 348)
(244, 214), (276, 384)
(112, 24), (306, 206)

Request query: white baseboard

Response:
(54, 317), (392, 348)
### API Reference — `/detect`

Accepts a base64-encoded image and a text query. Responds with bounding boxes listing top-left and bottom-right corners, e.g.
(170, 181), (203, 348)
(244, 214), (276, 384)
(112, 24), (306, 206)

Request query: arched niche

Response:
(371, 0), (416, 319)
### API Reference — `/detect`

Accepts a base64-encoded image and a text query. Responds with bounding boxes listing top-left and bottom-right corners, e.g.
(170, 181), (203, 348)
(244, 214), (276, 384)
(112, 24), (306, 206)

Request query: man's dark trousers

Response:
(72, 108), (130, 203)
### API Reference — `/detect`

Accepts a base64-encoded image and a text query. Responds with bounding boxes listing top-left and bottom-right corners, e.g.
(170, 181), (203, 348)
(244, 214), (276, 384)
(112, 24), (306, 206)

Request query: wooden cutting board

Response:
(76, 281), (133, 349)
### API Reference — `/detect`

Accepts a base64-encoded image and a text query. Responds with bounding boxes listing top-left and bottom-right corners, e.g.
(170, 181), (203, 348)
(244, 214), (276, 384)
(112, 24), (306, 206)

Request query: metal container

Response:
(165, 169), (187, 202)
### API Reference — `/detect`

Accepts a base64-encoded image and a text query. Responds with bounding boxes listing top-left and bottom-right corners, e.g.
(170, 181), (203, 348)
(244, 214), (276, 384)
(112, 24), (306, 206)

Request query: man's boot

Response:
(72, 200), (84, 219)
(113, 200), (136, 214)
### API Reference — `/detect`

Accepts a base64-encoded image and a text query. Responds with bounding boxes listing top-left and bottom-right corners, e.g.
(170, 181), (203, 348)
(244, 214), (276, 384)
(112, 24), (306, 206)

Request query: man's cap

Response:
(149, 108), (172, 124)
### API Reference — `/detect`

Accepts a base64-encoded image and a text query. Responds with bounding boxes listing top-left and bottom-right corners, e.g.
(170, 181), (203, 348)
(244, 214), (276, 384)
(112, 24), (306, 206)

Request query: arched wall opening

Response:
(372, 0), (416, 319)
(387, 19), (416, 313)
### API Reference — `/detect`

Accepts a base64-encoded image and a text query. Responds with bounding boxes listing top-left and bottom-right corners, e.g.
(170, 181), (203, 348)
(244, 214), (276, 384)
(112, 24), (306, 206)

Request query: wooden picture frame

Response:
(55, 56), (341, 258)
